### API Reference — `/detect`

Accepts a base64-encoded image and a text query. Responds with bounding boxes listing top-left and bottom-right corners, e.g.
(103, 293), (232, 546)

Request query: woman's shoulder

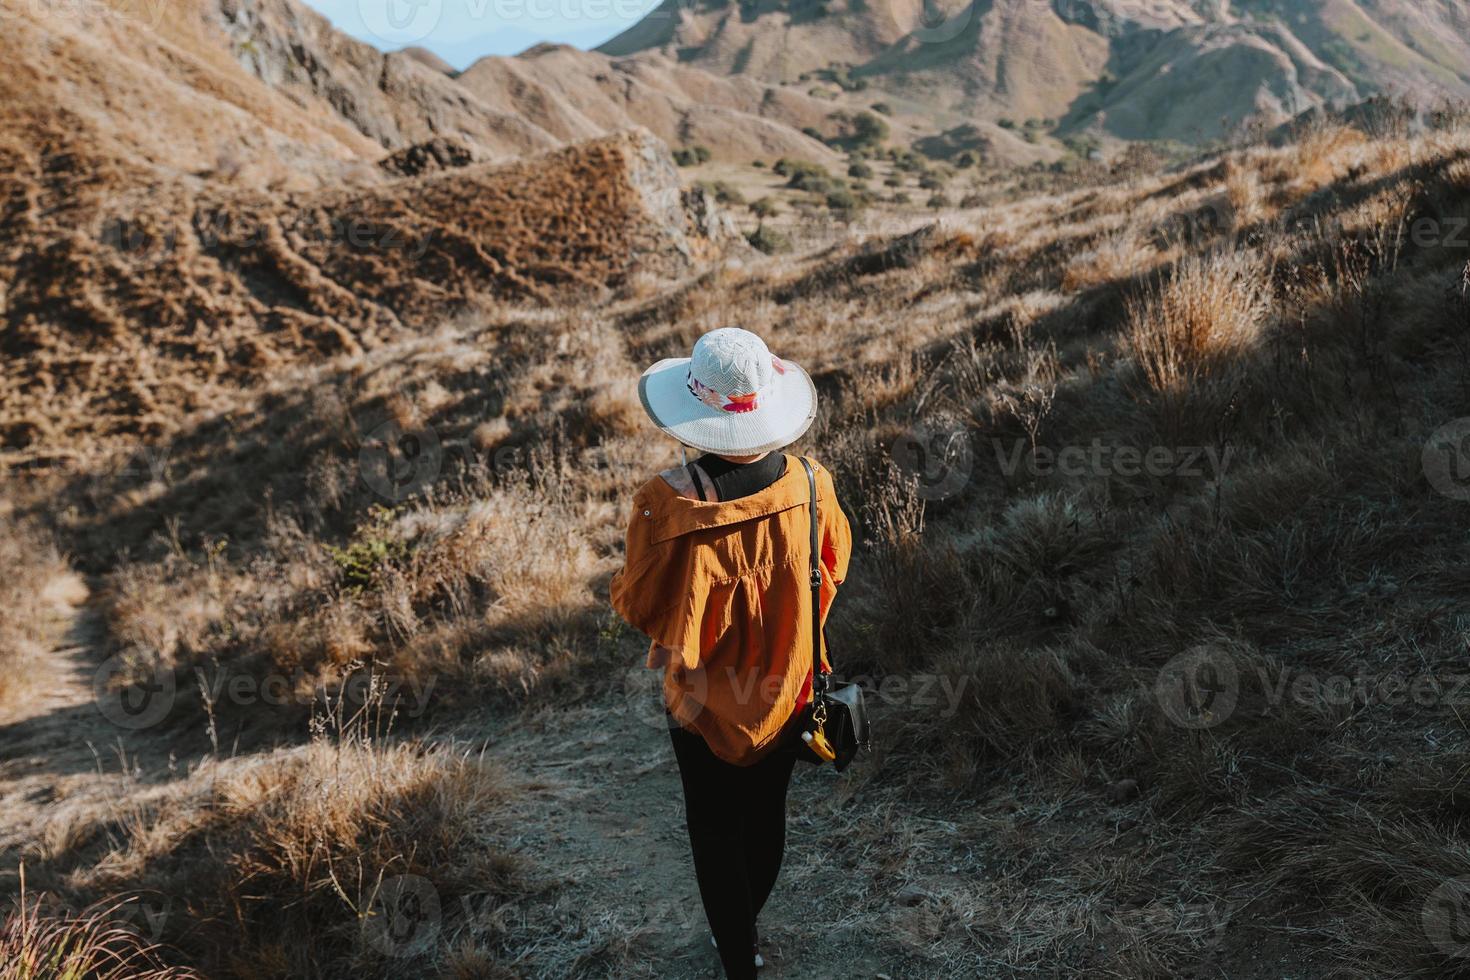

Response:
(655, 465), (699, 499)
(629, 467), (692, 510)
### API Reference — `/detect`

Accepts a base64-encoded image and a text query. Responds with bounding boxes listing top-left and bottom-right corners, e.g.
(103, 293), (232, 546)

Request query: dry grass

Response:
(1126, 251), (1272, 396)
(24, 690), (531, 978)
(1123, 249), (1274, 443)
(6, 110), (1470, 976)
(1, 870), (198, 980)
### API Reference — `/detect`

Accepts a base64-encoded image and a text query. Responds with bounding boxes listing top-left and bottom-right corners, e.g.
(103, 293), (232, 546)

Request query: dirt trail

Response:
(0, 574), (162, 859)
(487, 686), (909, 979)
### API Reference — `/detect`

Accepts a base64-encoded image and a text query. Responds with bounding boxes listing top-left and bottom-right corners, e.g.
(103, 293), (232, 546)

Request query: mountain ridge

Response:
(599, 0), (1470, 141)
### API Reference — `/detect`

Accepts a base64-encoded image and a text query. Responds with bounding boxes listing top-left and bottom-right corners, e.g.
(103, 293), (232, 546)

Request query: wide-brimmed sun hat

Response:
(637, 327), (817, 455)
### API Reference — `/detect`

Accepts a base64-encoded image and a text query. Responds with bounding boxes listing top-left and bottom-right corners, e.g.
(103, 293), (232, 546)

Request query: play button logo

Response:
(358, 0), (443, 46)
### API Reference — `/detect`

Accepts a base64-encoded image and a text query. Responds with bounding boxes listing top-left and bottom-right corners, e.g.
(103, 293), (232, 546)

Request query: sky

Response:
(301, 0), (664, 69)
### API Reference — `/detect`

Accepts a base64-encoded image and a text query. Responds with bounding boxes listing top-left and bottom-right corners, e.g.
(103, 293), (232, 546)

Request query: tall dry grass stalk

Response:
(1125, 251), (1272, 433)
(0, 865), (197, 980)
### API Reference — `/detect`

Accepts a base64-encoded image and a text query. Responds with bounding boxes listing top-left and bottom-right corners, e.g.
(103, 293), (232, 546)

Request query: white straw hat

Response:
(637, 327), (817, 455)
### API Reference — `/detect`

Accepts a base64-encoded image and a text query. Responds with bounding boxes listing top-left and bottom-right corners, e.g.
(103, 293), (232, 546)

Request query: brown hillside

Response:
(213, 0), (845, 164)
(0, 0), (379, 189)
(0, 130), (738, 459)
(456, 45), (842, 165)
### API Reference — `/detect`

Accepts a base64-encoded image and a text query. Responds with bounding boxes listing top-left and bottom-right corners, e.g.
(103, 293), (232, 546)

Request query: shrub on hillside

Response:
(748, 196), (781, 218)
(747, 224), (791, 254)
(697, 180), (746, 206)
(850, 111), (889, 147)
(780, 161), (842, 195)
(826, 187), (862, 214)
(672, 145), (712, 166)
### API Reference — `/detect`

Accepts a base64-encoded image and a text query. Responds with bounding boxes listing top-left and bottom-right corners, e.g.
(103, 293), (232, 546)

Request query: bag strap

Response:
(685, 462), (712, 502)
(799, 456), (827, 698)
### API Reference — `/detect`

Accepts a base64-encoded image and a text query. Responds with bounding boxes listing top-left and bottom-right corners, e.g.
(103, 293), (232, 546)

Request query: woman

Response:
(610, 327), (852, 979)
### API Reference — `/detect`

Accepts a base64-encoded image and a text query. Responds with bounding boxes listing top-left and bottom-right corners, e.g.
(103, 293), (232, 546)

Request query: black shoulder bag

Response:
(794, 456), (872, 771)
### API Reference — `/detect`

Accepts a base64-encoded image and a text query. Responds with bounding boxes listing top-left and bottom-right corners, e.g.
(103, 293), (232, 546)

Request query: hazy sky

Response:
(301, 0), (663, 69)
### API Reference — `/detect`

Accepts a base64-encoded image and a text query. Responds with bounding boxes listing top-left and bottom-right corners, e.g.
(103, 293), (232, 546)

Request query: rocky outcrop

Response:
(379, 138), (476, 177)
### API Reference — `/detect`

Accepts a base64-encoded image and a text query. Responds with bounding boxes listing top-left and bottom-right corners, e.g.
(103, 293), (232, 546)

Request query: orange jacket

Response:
(609, 455), (853, 765)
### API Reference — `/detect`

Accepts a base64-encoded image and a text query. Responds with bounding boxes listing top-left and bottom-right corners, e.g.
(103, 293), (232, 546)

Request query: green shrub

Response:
(926, 192), (951, 209)
(848, 161), (874, 179)
(895, 152), (925, 173)
(326, 506), (410, 593)
(746, 224), (790, 254)
(698, 180), (746, 205)
(851, 110), (889, 147)
(749, 196), (781, 218)
(826, 187), (861, 212)
(782, 161), (838, 193)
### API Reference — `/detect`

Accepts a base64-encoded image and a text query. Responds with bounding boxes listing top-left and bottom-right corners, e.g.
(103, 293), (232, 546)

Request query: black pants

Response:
(668, 717), (797, 980)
